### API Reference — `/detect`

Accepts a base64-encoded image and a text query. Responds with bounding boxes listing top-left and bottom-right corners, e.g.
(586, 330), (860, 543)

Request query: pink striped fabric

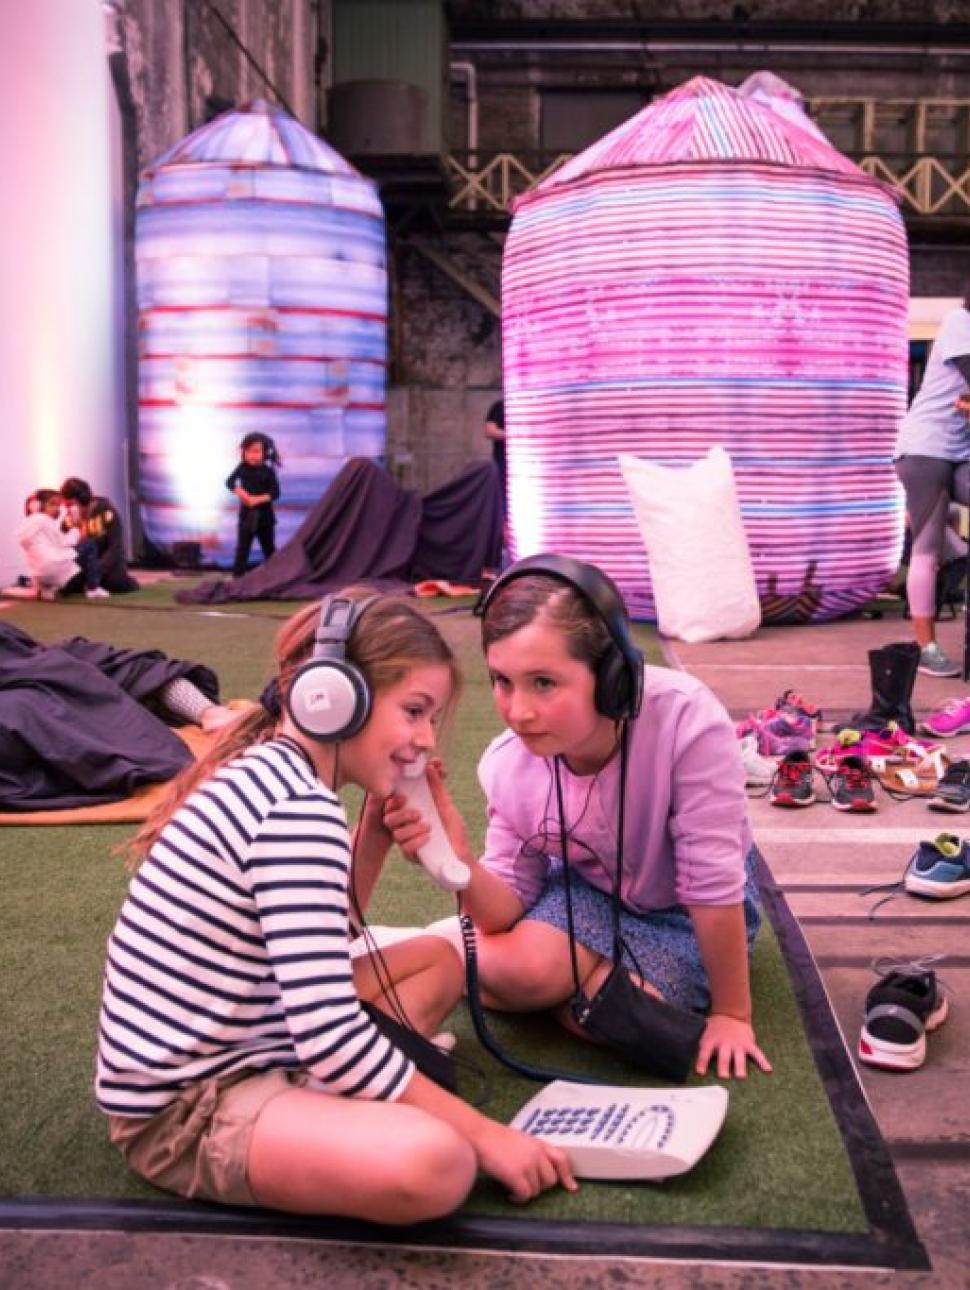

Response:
(503, 77), (909, 622)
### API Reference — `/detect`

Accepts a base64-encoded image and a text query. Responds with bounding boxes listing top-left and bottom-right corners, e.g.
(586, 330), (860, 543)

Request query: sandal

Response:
(876, 750), (949, 798)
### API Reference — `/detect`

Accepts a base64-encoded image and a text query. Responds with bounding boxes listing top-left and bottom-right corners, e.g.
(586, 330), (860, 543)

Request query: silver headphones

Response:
(284, 595), (378, 742)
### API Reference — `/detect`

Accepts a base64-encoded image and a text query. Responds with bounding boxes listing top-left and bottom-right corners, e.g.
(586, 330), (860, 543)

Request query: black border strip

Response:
(750, 849), (929, 1271)
(0, 850), (929, 1270)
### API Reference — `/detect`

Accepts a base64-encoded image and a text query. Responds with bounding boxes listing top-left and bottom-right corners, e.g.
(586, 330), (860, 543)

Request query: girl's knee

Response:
(480, 926), (575, 1005)
(382, 1120), (476, 1223)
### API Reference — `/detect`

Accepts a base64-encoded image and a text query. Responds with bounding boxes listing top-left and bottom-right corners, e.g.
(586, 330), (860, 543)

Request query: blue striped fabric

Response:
(135, 100), (388, 566)
(96, 740), (413, 1117)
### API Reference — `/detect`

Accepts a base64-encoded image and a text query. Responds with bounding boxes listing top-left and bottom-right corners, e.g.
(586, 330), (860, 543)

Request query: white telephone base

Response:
(509, 1080), (729, 1181)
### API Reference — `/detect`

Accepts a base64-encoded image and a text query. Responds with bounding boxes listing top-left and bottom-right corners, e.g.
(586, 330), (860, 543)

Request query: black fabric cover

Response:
(0, 624), (220, 811)
(177, 458), (503, 605)
(410, 460), (504, 583)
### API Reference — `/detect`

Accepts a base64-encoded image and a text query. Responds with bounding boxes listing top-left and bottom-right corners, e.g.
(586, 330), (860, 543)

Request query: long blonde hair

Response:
(123, 589), (461, 868)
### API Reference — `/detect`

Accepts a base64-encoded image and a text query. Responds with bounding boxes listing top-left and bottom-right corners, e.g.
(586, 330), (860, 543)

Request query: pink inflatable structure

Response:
(502, 76), (909, 622)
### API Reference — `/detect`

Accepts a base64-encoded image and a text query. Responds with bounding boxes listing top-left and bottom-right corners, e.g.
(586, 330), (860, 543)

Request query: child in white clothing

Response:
(16, 490), (108, 600)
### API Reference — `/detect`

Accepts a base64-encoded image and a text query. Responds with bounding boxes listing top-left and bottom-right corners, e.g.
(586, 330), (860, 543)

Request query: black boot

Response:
(842, 642), (920, 735)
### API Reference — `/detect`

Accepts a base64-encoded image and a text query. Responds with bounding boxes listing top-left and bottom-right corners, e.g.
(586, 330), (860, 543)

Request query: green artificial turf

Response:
(0, 596), (866, 1234)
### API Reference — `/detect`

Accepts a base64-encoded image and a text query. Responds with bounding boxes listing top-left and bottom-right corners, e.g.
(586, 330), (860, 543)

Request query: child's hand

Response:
(696, 1015), (772, 1080)
(425, 759), (474, 859)
(382, 759), (473, 864)
(470, 1119), (578, 1203)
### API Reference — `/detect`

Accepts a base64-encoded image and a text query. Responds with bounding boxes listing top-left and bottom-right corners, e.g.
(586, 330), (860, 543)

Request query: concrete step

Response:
(804, 923), (970, 960)
(784, 891), (970, 920)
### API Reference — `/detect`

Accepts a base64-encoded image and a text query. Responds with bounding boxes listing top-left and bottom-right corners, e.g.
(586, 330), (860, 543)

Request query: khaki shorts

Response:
(108, 1068), (310, 1207)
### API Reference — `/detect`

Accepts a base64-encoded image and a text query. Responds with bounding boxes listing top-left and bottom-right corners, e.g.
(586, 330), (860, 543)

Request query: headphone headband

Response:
(475, 554), (643, 719)
(312, 594), (379, 659)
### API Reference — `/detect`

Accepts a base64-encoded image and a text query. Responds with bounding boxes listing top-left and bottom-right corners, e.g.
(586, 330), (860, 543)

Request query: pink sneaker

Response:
(775, 689), (822, 744)
(757, 712), (814, 757)
(920, 698), (970, 739)
(735, 708), (779, 741)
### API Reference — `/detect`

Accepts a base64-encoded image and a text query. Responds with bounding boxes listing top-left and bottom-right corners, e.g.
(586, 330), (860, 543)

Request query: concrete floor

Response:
(3, 608), (969, 1288)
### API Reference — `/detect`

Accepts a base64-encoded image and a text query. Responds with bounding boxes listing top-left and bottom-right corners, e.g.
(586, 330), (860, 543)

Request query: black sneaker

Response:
(929, 759), (970, 813)
(858, 958), (948, 1071)
(769, 751), (816, 808)
(828, 755), (876, 813)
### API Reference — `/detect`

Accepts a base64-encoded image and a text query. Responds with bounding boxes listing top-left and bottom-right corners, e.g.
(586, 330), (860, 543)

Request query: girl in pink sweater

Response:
(387, 556), (770, 1081)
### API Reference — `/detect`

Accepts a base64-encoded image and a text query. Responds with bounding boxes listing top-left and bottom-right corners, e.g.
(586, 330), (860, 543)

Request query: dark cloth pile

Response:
(177, 457), (504, 604)
(0, 624), (219, 811)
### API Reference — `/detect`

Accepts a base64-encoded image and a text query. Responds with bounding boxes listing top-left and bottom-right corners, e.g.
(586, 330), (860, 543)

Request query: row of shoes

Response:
(766, 751), (970, 812)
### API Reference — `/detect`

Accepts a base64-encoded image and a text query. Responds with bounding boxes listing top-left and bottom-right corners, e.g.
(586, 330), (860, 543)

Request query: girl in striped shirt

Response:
(96, 592), (574, 1221)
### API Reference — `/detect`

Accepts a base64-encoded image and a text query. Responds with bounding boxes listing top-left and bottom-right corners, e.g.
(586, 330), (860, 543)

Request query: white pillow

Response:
(619, 447), (761, 643)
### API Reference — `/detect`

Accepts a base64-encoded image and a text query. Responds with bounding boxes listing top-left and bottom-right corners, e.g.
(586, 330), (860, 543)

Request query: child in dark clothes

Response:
(226, 433), (281, 577)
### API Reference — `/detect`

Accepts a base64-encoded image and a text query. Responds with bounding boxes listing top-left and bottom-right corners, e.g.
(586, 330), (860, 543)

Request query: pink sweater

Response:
(477, 666), (752, 914)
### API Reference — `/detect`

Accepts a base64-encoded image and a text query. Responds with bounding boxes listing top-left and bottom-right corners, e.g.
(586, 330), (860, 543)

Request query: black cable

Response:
(460, 915), (600, 1086)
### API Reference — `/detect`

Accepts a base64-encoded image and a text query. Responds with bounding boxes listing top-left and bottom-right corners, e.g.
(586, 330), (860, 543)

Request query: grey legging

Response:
(895, 454), (969, 617)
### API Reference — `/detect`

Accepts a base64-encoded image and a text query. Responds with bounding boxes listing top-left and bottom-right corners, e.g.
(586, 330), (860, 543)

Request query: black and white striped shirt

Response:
(96, 739), (414, 1117)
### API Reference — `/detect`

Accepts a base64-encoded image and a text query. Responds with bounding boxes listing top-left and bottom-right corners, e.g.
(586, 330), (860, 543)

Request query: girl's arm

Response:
(398, 1067), (577, 1203)
(687, 902), (772, 1079)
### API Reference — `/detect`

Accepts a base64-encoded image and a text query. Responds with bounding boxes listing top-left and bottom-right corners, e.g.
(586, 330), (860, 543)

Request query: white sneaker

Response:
(739, 734), (777, 786)
(38, 587), (59, 602)
(85, 586), (111, 600)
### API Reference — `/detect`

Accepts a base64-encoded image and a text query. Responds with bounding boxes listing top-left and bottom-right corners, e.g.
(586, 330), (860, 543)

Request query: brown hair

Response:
(123, 589), (461, 868)
(480, 574), (613, 673)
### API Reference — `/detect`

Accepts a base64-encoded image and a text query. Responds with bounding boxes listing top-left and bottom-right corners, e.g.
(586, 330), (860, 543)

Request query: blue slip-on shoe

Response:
(904, 834), (970, 900)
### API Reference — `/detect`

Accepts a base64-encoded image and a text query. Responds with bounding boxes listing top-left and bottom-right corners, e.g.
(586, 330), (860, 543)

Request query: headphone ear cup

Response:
(594, 647), (633, 720)
(286, 659), (372, 742)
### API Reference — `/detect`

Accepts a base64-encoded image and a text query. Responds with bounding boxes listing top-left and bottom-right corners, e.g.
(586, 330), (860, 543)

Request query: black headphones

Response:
(285, 594), (379, 742)
(475, 554), (644, 720)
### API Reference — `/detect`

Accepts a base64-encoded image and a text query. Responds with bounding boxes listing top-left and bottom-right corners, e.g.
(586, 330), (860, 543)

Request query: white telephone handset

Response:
(395, 755), (471, 892)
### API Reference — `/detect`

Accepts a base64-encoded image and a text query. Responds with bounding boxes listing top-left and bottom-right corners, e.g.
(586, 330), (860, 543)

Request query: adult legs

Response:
(896, 455), (962, 648)
(247, 1088), (477, 1221)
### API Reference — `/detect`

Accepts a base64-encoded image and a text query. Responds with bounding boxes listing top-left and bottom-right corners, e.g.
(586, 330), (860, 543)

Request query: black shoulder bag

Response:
(556, 726), (704, 1084)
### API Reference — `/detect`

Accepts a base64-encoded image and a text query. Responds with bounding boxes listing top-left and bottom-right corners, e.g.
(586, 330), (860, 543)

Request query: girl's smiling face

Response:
(486, 619), (617, 775)
(243, 441), (265, 467)
(340, 663), (454, 797)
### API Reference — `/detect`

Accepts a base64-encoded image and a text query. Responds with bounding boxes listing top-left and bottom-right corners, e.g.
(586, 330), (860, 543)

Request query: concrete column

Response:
(0, 0), (125, 585)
